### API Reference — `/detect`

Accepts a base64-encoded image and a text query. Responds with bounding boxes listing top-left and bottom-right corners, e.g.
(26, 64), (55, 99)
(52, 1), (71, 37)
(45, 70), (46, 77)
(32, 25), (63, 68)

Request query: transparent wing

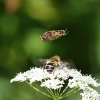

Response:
(58, 61), (68, 66)
(39, 58), (48, 65)
(59, 59), (75, 68)
(65, 59), (76, 68)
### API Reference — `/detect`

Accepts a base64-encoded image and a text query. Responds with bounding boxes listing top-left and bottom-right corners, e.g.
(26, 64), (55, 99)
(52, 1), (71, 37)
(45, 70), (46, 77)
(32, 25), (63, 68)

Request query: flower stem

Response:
(60, 85), (68, 96)
(58, 87), (61, 95)
(60, 87), (80, 99)
(26, 81), (52, 99)
(44, 87), (55, 98)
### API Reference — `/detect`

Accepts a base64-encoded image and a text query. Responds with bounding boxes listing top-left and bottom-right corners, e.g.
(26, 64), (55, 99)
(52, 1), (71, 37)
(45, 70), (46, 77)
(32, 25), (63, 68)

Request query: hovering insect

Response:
(39, 55), (67, 73)
(40, 29), (69, 41)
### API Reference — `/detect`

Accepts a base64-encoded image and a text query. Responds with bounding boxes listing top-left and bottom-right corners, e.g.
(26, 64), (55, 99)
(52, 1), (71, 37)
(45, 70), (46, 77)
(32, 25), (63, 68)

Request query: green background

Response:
(0, 0), (100, 100)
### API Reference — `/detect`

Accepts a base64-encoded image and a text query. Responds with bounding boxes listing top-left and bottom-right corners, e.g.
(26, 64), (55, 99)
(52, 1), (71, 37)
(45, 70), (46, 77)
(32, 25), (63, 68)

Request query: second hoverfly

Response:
(39, 55), (68, 73)
(40, 29), (69, 41)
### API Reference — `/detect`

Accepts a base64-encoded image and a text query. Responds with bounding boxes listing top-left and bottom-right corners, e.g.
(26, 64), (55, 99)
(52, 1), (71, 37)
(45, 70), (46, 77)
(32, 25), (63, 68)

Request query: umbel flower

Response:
(10, 63), (100, 100)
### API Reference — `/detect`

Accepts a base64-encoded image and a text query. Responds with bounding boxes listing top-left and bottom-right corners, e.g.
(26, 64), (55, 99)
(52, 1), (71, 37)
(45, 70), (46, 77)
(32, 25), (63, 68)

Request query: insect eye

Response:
(43, 34), (47, 38)
(40, 34), (48, 41)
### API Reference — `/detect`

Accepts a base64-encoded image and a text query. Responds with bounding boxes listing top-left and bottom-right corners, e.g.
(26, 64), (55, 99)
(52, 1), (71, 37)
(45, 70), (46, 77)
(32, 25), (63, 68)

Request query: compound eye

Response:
(40, 34), (47, 41)
(43, 34), (47, 38)
(42, 35), (48, 41)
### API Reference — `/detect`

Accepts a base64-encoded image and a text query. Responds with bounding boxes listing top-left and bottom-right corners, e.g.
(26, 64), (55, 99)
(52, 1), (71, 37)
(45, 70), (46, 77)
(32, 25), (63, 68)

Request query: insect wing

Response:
(39, 58), (48, 65)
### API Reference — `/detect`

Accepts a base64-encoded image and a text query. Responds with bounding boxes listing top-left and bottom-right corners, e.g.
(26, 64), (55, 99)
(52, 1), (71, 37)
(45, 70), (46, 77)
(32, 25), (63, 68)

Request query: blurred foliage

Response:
(0, 0), (100, 100)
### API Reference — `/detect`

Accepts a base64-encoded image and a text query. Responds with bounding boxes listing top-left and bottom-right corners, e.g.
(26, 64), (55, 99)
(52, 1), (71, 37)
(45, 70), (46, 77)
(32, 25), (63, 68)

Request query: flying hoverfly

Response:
(40, 29), (69, 41)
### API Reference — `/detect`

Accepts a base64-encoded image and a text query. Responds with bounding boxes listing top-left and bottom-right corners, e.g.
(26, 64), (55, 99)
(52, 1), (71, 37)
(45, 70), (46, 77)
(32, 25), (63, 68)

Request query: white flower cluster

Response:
(80, 87), (100, 100)
(68, 72), (100, 100)
(10, 64), (100, 100)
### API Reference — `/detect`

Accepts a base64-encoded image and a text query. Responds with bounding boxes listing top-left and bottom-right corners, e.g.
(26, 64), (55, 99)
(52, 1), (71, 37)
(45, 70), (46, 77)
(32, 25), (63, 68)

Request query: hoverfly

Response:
(40, 29), (69, 41)
(40, 55), (68, 73)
